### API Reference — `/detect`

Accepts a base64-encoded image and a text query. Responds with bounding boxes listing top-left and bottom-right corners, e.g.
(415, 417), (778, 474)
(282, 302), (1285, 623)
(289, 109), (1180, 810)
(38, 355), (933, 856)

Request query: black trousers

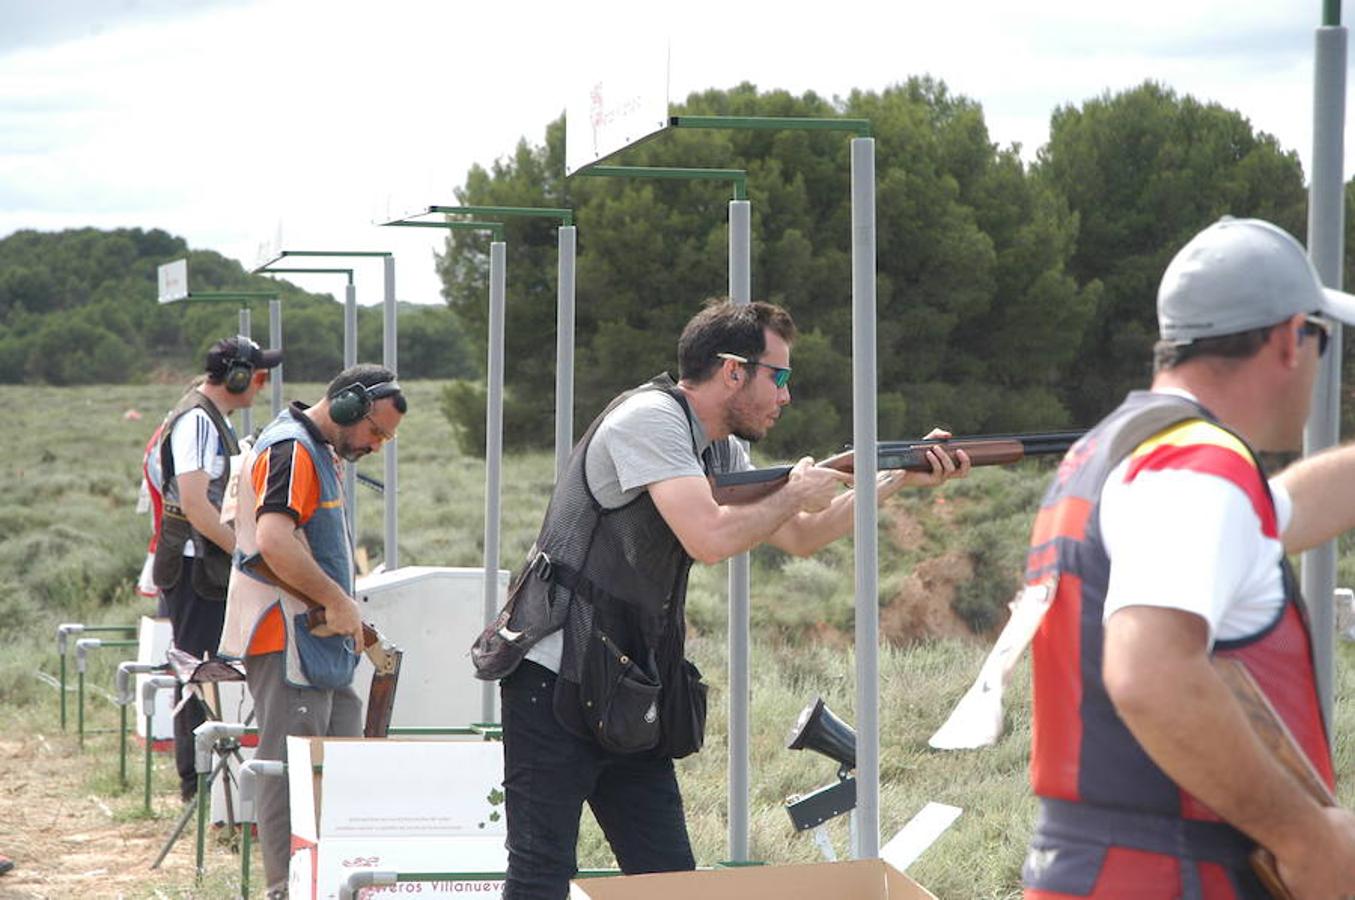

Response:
(160, 556), (227, 796)
(500, 660), (695, 900)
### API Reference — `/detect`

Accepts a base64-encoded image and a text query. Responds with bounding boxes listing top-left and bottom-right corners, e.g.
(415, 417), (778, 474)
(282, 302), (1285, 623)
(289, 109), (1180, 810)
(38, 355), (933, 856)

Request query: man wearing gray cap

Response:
(1021, 218), (1355, 898)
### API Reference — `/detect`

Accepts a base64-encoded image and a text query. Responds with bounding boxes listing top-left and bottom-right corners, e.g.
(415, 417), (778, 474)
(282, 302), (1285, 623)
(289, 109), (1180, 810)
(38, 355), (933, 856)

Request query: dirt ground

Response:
(0, 727), (237, 899)
(880, 501), (979, 645)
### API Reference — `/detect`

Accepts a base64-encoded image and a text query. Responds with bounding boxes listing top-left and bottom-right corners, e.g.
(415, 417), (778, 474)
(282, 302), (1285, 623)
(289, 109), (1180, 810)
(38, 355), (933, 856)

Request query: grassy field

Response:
(4, 380), (1355, 898)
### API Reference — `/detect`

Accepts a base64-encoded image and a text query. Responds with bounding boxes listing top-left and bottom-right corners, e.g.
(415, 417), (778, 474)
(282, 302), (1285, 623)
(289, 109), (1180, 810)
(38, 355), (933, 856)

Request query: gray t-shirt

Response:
(526, 389), (751, 671)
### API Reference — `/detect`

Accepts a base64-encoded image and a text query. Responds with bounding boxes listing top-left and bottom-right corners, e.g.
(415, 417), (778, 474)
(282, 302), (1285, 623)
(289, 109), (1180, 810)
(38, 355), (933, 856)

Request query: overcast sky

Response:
(0, 0), (1345, 307)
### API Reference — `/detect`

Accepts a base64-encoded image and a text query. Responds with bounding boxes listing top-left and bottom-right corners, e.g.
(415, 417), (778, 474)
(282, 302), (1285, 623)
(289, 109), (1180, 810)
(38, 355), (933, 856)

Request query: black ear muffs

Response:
(223, 357), (256, 394)
(330, 380), (402, 425)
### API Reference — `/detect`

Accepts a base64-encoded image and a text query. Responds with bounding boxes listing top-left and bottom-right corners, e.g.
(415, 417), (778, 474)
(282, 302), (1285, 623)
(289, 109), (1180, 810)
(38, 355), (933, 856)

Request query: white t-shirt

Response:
(1100, 402), (1292, 646)
(168, 406), (230, 557)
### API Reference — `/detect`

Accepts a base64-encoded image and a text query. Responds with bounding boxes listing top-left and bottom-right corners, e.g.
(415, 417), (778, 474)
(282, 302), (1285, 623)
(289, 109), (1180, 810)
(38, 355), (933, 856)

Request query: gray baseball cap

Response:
(1158, 216), (1355, 344)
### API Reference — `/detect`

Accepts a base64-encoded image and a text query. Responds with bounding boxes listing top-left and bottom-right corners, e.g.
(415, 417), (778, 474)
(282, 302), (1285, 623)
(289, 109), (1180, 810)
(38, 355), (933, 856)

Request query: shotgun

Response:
(711, 430), (1085, 506)
(1213, 657), (1336, 899)
(240, 551), (403, 738)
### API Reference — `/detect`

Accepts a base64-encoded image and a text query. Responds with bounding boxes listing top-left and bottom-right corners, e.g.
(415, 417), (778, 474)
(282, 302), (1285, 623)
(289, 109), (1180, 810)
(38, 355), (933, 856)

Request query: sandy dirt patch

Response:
(0, 728), (236, 899)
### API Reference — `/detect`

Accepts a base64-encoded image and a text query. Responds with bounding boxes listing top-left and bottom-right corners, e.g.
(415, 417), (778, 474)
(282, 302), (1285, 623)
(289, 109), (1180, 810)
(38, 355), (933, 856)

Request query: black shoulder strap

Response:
(661, 379), (729, 477)
(158, 390), (240, 487)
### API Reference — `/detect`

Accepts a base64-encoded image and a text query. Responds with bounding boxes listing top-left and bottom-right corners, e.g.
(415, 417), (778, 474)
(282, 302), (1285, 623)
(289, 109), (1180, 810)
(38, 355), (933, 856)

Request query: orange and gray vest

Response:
(1022, 391), (1332, 897)
(220, 405), (356, 689)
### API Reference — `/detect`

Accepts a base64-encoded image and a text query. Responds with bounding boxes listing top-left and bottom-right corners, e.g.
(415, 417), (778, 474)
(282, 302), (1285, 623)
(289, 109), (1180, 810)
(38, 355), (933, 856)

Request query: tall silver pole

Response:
(269, 299), (283, 418)
(482, 241), (507, 722)
(344, 281), (358, 368)
(850, 137), (880, 859)
(1302, 23), (1347, 730)
(239, 307), (253, 436)
(555, 227), (577, 482)
(727, 198), (752, 862)
(382, 256), (399, 570)
(344, 281), (358, 539)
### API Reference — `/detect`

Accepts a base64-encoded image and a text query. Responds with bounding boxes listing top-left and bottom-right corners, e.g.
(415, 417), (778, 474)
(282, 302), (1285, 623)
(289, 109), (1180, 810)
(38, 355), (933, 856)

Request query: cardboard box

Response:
(287, 736), (508, 900)
(569, 859), (936, 900)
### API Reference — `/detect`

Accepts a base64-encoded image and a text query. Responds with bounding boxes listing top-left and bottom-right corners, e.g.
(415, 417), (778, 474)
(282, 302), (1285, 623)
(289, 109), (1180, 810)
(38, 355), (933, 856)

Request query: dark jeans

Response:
(161, 556), (227, 797)
(501, 660), (695, 900)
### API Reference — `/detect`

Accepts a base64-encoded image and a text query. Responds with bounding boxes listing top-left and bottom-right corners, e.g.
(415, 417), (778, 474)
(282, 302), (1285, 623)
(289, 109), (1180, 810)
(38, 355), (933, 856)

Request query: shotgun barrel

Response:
(711, 430), (1085, 506)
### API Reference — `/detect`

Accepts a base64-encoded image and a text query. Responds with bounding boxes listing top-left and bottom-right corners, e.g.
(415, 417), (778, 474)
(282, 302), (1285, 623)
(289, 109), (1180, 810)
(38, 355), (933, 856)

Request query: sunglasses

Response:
(716, 352), (792, 389)
(364, 412), (397, 444)
(1301, 314), (1331, 357)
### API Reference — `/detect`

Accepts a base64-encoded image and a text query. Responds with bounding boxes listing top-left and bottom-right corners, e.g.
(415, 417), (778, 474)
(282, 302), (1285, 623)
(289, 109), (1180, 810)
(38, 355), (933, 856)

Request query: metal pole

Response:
(554, 226), (577, 482)
(119, 701), (128, 785)
(483, 241), (507, 722)
(383, 256), (399, 569)
(269, 299), (283, 418)
(145, 709), (154, 811)
(344, 280), (359, 540)
(76, 638), (94, 749)
(727, 198), (752, 862)
(142, 675), (177, 813)
(57, 623), (83, 731)
(1302, 21), (1347, 731)
(851, 136), (880, 858)
(239, 307), (253, 436)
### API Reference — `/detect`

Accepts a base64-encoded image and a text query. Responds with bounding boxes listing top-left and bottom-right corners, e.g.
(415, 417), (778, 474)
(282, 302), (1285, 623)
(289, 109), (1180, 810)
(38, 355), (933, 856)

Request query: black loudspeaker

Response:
(223, 357), (256, 394)
(786, 696), (857, 771)
(331, 380), (401, 425)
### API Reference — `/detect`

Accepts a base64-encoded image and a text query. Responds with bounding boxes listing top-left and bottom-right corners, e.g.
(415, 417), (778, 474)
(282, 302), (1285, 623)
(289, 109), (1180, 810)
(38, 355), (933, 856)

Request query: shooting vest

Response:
(1023, 391), (1332, 894)
(220, 405), (356, 689)
(151, 388), (239, 600)
(493, 374), (732, 759)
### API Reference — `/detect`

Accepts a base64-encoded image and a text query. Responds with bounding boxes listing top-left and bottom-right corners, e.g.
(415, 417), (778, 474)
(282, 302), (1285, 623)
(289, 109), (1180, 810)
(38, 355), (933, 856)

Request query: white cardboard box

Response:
(288, 737), (508, 900)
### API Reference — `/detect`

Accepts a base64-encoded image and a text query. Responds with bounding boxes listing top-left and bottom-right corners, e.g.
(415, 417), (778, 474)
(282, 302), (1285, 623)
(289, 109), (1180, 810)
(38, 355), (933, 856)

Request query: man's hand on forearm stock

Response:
(876, 427), (971, 497)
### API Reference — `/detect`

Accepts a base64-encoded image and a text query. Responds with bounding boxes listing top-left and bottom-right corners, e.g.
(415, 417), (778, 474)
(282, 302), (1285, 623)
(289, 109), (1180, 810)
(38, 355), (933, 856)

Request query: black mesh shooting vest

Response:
(501, 374), (732, 758)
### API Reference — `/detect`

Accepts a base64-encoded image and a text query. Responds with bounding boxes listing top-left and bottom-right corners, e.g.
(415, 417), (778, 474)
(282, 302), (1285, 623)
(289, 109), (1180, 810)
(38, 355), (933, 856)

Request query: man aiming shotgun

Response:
(472, 298), (970, 899)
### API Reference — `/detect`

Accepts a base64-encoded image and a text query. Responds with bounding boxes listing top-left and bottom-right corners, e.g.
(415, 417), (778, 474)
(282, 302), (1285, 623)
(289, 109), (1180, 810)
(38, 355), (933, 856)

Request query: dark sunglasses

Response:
(717, 352), (792, 388)
(1301, 314), (1331, 357)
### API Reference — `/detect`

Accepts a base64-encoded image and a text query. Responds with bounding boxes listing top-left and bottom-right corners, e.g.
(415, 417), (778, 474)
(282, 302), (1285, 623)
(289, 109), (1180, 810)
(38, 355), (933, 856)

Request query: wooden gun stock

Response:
(711, 431), (1083, 506)
(1213, 657), (1336, 899)
(245, 552), (403, 738)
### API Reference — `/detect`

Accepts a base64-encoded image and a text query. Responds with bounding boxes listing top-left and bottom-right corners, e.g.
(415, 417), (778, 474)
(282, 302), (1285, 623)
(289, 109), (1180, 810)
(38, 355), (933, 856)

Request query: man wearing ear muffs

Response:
(219, 363), (406, 900)
(151, 334), (281, 806)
